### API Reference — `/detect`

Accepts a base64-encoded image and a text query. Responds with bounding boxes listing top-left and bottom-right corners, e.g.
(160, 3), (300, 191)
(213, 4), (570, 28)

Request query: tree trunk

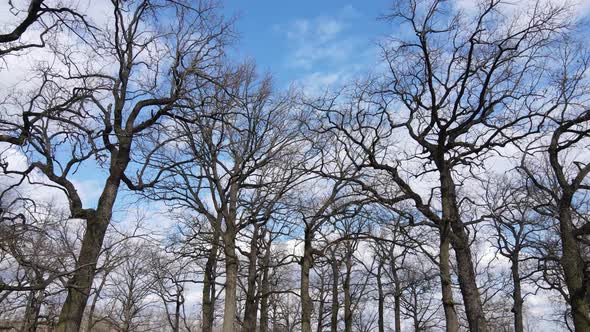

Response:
(451, 225), (488, 332)
(413, 287), (420, 332)
(222, 230), (239, 332)
(440, 168), (487, 332)
(21, 289), (43, 332)
(377, 262), (385, 332)
(330, 256), (339, 332)
(301, 226), (314, 332)
(558, 197), (590, 331)
(87, 268), (109, 331)
(259, 236), (272, 332)
(243, 226), (260, 332)
(392, 262), (402, 332)
(222, 179), (240, 332)
(56, 150), (128, 332)
(439, 229), (459, 332)
(173, 295), (181, 332)
(511, 257), (524, 332)
(316, 274), (326, 332)
(394, 293), (401, 332)
(55, 214), (111, 331)
(343, 253), (352, 332)
(202, 228), (219, 332)
(271, 294), (279, 332)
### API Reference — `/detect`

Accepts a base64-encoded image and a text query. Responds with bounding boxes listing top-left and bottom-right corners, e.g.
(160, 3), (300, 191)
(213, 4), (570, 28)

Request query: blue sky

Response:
(0, 1), (395, 217)
(220, 1), (391, 88)
(19, 0), (590, 215)
(105, 1), (396, 226)
(107, 3), (389, 214)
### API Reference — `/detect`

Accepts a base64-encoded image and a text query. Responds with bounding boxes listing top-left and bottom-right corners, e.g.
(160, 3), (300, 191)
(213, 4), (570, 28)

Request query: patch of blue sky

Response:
(221, 1), (392, 88)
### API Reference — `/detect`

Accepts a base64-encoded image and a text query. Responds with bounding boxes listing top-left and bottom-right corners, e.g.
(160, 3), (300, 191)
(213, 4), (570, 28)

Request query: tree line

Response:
(1, 0), (589, 331)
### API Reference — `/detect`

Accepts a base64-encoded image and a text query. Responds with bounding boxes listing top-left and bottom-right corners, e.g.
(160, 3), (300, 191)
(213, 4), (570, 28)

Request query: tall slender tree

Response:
(309, 1), (572, 330)
(0, 1), (231, 330)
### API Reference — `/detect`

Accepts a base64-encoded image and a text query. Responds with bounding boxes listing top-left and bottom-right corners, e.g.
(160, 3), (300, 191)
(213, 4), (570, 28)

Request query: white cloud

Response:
(275, 6), (365, 70)
(453, 0), (590, 20)
(0, 143), (69, 210)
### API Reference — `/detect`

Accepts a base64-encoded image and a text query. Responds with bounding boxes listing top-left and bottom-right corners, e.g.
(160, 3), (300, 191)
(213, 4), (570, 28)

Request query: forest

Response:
(1, 0), (590, 331)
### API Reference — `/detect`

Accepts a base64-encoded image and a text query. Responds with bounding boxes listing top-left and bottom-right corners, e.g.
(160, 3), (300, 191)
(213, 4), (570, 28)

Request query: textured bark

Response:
(172, 296), (181, 332)
(316, 275), (326, 332)
(343, 253), (352, 332)
(202, 228), (219, 332)
(393, 293), (401, 332)
(222, 179), (240, 332)
(377, 262), (385, 332)
(451, 227), (487, 332)
(545, 114), (590, 331)
(271, 296), (279, 332)
(510, 258), (524, 332)
(440, 168), (487, 332)
(222, 230), (239, 332)
(391, 261), (402, 332)
(243, 226), (260, 332)
(558, 197), (590, 331)
(330, 256), (339, 332)
(86, 267), (110, 331)
(259, 238), (272, 332)
(439, 231), (459, 332)
(55, 148), (129, 331)
(55, 215), (110, 332)
(301, 226), (313, 332)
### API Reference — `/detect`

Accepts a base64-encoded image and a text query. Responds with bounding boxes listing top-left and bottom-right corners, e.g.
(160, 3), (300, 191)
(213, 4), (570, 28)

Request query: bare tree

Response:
(0, 1), (232, 330)
(293, 177), (367, 332)
(2, 1), (590, 331)
(143, 61), (302, 332)
(151, 250), (195, 332)
(307, 0), (572, 330)
(0, 185), (80, 331)
(400, 261), (443, 332)
(0, 0), (95, 56)
(482, 175), (549, 332)
(519, 37), (590, 331)
(104, 244), (156, 332)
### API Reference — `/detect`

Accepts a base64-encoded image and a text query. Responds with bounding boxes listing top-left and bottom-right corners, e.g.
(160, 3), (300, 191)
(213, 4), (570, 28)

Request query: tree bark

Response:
(510, 257), (524, 332)
(440, 168), (487, 332)
(413, 287), (420, 332)
(202, 228), (220, 332)
(394, 292), (402, 332)
(391, 261), (402, 332)
(439, 230), (459, 332)
(86, 271), (107, 332)
(301, 226), (314, 332)
(55, 210), (112, 331)
(451, 227), (487, 332)
(56, 146), (130, 331)
(243, 226), (260, 332)
(222, 230), (239, 332)
(271, 295), (279, 332)
(330, 256), (339, 332)
(558, 196), (590, 331)
(173, 295), (181, 332)
(259, 236), (272, 332)
(343, 252), (352, 332)
(21, 289), (43, 332)
(316, 275), (326, 332)
(377, 262), (385, 332)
